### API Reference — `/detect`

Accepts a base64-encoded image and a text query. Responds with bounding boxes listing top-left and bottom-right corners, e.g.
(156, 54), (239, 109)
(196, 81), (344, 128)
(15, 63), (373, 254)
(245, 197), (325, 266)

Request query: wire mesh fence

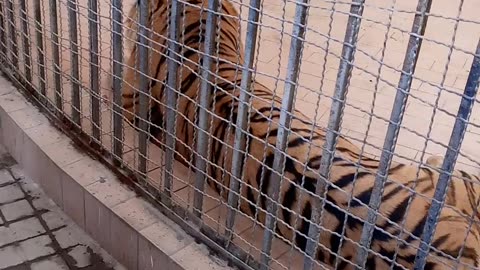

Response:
(0, 0), (479, 269)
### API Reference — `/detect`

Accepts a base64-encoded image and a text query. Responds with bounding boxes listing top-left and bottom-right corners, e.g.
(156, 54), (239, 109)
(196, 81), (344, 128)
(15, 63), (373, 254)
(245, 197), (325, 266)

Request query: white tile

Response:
(0, 115), (23, 167)
(9, 164), (25, 180)
(20, 135), (48, 185)
(0, 76), (17, 96)
(62, 175), (85, 229)
(0, 245), (23, 268)
(0, 225), (15, 246)
(138, 236), (180, 270)
(40, 161), (64, 208)
(0, 184), (24, 204)
(110, 215), (138, 270)
(114, 263), (129, 270)
(84, 192), (111, 251)
(85, 177), (135, 208)
(53, 227), (79, 249)
(112, 197), (159, 231)
(10, 106), (47, 130)
(31, 255), (69, 270)
(24, 123), (65, 147)
(0, 92), (30, 113)
(0, 143), (8, 156)
(140, 221), (193, 256)
(18, 177), (43, 198)
(68, 245), (91, 268)
(32, 194), (57, 212)
(19, 235), (55, 261)
(64, 157), (117, 187)
(41, 210), (70, 230)
(1, 199), (34, 221)
(172, 243), (231, 270)
(42, 139), (86, 168)
(9, 217), (46, 242)
(0, 169), (14, 184)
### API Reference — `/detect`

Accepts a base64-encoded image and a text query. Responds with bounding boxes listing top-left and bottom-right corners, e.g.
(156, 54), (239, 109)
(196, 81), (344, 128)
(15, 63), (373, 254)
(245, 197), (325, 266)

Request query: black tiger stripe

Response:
(282, 183), (297, 225)
(246, 185), (257, 216)
(295, 201), (312, 251)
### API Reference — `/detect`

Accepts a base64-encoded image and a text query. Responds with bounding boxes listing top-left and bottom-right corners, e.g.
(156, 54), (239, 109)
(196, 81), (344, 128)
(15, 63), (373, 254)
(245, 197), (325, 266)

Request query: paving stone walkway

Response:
(0, 146), (125, 270)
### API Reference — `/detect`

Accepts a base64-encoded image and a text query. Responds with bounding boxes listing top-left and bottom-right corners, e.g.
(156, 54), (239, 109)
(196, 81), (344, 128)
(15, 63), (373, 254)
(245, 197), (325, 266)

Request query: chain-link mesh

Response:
(0, 0), (479, 269)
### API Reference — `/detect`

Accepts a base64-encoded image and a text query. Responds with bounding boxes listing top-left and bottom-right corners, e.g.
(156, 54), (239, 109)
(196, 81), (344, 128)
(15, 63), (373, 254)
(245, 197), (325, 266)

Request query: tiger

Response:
(119, 0), (480, 269)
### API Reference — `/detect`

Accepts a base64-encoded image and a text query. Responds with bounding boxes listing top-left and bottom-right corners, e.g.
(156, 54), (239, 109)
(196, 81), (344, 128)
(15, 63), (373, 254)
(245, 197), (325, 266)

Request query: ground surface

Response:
(0, 145), (125, 270)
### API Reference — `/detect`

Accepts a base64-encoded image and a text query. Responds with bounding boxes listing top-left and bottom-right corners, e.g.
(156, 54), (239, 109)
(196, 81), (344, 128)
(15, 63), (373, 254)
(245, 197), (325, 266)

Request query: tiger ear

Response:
(426, 154), (444, 169)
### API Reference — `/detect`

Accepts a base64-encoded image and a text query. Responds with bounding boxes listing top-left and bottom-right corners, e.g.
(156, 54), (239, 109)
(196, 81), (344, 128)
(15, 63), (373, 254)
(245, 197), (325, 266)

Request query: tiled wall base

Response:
(0, 75), (233, 270)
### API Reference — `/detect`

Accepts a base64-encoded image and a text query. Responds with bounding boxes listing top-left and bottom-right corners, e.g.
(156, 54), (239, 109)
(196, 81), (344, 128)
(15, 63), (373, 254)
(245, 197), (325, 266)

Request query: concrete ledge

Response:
(0, 75), (233, 270)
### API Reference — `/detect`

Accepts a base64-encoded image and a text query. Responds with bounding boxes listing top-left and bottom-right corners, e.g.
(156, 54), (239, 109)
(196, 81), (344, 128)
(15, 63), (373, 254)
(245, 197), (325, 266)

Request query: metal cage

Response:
(0, 0), (479, 269)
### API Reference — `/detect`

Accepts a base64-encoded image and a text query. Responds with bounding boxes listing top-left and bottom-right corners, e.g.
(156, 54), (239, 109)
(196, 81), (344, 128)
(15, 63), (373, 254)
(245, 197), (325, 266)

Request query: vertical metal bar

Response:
(19, 0), (32, 83)
(34, 0), (46, 96)
(137, 0), (150, 177)
(112, 0), (124, 163)
(0, 1), (7, 61)
(259, 1), (309, 269)
(164, 0), (183, 196)
(225, 0), (262, 241)
(303, 1), (365, 269)
(6, 0), (18, 69)
(88, 0), (100, 140)
(68, 0), (81, 125)
(49, 0), (62, 110)
(355, 0), (432, 268)
(413, 39), (480, 270)
(193, 0), (221, 217)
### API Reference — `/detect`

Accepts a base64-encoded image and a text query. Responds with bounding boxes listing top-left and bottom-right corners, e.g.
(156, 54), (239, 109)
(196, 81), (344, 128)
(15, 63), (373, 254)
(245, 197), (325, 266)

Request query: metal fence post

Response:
(49, 0), (62, 111)
(164, 0), (183, 196)
(225, 0), (262, 241)
(67, 0), (81, 126)
(0, 1), (6, 61)
(6, 0), (18, 70)
(34, 0), (46, 97)
(112, 0), (124, 162)
(89, 0), (100, 140)
(193, 0), (221, 218)
(259, 0), (309, 268)
(388, 0), (464, 267)
(137, 0), (150, 179)
(355, 0), (433, 268)
(19, 0), (32, 83)
(413, 39), (480, 270)
(303, 1), (365, 269)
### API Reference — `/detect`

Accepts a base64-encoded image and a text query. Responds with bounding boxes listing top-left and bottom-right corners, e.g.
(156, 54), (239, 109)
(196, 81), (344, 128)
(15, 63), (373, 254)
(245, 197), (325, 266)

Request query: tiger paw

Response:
(426, 154), (444, 168)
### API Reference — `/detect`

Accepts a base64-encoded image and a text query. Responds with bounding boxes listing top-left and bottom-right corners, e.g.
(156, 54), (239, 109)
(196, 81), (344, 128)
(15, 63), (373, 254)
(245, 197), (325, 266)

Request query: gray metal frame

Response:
(137, 0), (151, 178)
(193, 0), (222, 217)
(414, 40), (480, 270)
(88, 0), (100, 140)
(67, 0), (81, 125)
(112, 0), (124, 163)
(6, 0), (18, 70)
(260, 0), (310, 268)
(355, 0), (432, 267)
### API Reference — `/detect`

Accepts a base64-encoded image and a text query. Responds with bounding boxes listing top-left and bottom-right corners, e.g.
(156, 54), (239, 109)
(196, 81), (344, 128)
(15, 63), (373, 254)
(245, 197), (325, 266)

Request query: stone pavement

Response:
(0, 146), (126, 270)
